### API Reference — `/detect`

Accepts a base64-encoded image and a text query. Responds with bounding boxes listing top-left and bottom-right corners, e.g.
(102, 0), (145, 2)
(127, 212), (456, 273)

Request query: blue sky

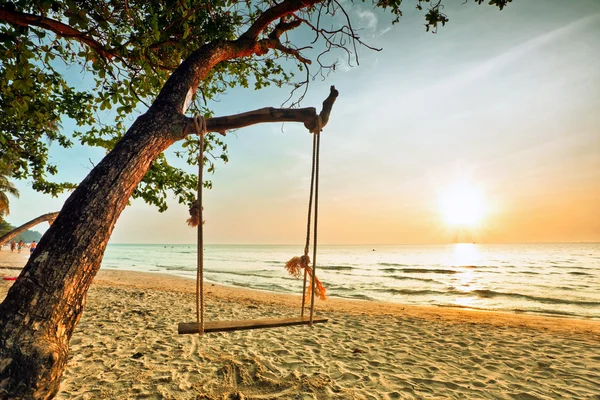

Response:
(6, 0), (600, 244)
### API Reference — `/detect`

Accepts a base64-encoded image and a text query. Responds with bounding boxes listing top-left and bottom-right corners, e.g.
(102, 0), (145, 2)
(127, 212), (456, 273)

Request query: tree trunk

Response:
(0, 51), (336, 399)
(0, 213), (59, 247)
(0, 109), (187, 399)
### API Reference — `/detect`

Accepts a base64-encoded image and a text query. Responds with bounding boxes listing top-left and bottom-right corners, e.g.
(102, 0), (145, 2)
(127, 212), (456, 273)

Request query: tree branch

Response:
(240, 0), (322, 41)
(257, 38), (312, 64)
(268, 18), (303, 40)
(182, 86), (338, 136)
(0, 212), (59, 246)
(155, 0), (327, 113)
(0, 8), (113, 61)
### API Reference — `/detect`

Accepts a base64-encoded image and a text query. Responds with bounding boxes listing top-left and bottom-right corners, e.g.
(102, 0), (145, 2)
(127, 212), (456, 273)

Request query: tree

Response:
(0, 163), (19, 217)
(0, 0), (512, 398)
(0, 219), (11, 237)
(0, 212), (58, 246)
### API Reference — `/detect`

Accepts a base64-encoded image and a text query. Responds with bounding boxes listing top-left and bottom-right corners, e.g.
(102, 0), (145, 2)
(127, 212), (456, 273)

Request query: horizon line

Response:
(106, 241), (600, 246)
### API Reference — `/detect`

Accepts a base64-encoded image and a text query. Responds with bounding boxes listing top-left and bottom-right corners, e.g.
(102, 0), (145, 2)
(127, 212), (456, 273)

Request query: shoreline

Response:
(2, 252), (600, 398)
(101, 242), (600, 323)
(2, 248), (599, 333)
(94, 269), (600, 336)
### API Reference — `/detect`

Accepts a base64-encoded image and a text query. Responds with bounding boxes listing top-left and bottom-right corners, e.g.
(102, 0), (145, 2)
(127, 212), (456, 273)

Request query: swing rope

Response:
(300, 123), (317, 316)
(187, 114), (325, 334)
(193, 115), (207, 335)
(309, 116), (322, 325)
(296, 115), (323, 322)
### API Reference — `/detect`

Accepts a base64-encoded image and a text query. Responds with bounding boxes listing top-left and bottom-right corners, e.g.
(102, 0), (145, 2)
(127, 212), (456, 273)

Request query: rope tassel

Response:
(187, 199), (203, 227)
(285, 255), (327, 301)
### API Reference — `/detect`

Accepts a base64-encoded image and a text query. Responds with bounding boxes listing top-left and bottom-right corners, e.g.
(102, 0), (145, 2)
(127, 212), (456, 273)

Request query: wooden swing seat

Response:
(178, 316), (328, 335)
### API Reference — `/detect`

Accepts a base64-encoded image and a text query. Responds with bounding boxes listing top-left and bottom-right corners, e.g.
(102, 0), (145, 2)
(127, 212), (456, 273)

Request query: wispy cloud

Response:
(447, 12), (600, 87)
(356, 10), (378, 32)
(335, 57), (353, 72)
(367, 12), (600, 114)
(379, 26), (392, 36)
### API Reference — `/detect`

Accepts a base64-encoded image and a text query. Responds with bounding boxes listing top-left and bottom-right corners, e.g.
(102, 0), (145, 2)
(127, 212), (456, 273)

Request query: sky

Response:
(5, 0), (600, 245)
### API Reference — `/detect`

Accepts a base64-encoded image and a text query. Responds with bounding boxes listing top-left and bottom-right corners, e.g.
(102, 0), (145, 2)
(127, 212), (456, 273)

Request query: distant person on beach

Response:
(10, 241), (16, 252)
(30, 240), (37, 255)
(17, 240), (23, 253)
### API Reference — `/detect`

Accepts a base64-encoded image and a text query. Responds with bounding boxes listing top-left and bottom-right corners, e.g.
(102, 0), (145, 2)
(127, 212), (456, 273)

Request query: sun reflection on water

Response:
(451, 243), (481, 267)
(450, 243), (485, 308)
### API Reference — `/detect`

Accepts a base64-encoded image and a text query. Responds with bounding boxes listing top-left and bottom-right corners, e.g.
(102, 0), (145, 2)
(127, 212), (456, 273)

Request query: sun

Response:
(439, 182), (486, 228)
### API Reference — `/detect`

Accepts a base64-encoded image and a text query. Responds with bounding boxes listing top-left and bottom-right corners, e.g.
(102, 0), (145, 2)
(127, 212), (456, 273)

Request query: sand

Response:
(1, 251), (600, 399)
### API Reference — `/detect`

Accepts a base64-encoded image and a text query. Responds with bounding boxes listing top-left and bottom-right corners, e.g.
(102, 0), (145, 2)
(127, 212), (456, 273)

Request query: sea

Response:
(101, 243), (600, 320)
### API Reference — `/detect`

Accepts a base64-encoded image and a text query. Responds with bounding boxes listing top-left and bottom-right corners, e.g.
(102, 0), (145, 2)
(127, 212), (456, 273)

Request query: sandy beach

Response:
(1, 251), (599, 399)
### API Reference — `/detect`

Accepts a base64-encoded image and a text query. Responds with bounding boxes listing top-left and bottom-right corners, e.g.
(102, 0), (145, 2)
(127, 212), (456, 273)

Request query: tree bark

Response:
(0, 110), (185, 399)
(0, 213), (59, 247)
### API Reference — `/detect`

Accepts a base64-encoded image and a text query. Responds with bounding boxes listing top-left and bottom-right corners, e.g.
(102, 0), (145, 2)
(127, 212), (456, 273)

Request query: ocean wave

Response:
(442, 305), (584, 319)
(266, 262), (355, 271)
(319, 271), (378, 279)
(334, 293), (376, 301)
(229, 282), (291, 293)
(325, 284), (359, 292)
(568, 271), (593, 276)
(511, 308), (579, 317)
(390, 276), (438, 283)
(157, 265), (195, 271)
(373, 285), (600, 308)
(471, 289), (600, 307)
(348, 293), (376, 301)
(207, 269), (296, 281)
(378, 288), (447, 296)
(382, 268), (458, 275)
(378, 263), (411, 267)
(557, 286), (577, 291)
(325, 265), (354, 271)
(383, 264), (508, 271)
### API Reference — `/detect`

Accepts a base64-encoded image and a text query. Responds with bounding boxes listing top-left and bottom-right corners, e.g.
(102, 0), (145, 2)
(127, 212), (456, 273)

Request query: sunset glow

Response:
(439, 183), (486, 229)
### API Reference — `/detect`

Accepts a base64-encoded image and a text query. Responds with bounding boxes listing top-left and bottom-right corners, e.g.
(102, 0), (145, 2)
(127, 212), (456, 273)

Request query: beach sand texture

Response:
(2, 252), (600, 399)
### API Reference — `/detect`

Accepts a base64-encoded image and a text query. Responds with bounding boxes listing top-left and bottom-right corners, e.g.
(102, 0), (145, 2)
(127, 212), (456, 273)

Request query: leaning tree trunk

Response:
(0, 36), (227, 398)
(0, 98), (336, 400)
(0, 109), (187, 399)
(0, 30), (336, 397)
(0, 212), (59, 247)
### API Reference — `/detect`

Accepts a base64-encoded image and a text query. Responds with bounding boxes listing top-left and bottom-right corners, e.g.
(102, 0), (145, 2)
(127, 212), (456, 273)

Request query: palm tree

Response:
(0, 163), (19, 217)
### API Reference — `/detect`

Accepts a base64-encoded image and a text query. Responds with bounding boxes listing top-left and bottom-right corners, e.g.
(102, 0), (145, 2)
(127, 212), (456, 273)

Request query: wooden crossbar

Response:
(178, 316), (328, 335)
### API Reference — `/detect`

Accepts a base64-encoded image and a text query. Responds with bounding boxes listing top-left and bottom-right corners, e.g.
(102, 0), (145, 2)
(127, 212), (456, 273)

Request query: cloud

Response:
(335, 57), (353, 72)
(356, 10), (378, 32)
(367, 12), (600, 117)
(379, 26), (392, 36)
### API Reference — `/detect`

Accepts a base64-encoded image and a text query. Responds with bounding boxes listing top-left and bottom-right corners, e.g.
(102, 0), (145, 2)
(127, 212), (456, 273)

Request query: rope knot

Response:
(300, 254), (310, 266)
(193, 115), (207, 136)
(187, 114), (207, 229)
(187, 200), (203, 227)
(313, 115), (322, 134)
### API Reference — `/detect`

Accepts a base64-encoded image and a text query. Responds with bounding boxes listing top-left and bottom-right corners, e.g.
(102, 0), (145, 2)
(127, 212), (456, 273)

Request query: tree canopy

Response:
(0, 0), (512, 211)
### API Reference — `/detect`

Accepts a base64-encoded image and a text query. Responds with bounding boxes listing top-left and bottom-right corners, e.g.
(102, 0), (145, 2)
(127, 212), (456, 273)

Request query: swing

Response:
(178, 115), (328, 335)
